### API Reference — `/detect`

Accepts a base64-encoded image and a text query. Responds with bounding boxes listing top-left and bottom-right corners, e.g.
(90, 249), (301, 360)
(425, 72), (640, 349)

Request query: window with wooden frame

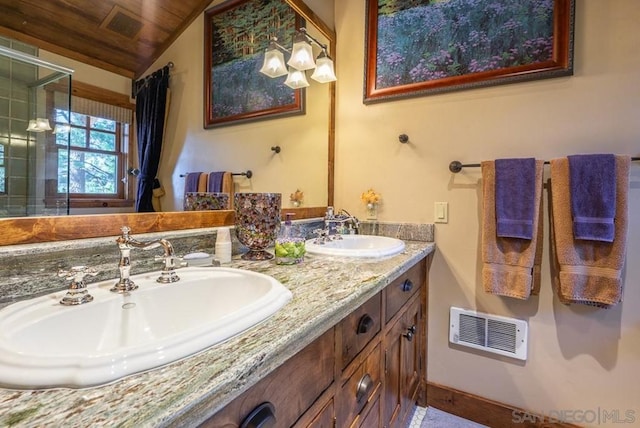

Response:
(45, 82), (135, 208)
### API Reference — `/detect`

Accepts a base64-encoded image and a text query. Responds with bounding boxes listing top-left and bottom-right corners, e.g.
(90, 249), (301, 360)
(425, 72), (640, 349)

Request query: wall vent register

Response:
(449, 307), (528, 361)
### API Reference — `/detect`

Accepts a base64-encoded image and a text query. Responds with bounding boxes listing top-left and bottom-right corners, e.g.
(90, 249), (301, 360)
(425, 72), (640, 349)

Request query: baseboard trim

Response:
(426, 382), (580, 428)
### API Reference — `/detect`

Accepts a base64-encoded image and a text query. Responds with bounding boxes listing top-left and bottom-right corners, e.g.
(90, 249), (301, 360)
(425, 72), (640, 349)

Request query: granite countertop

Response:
(0, 240), (435, 428)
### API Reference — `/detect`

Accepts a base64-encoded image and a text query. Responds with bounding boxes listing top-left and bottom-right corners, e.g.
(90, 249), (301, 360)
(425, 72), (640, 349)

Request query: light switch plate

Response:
(434, 202), (448, 223)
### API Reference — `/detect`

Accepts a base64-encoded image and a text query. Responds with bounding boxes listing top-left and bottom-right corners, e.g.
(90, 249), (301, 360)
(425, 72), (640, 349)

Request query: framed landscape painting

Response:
(364, 0), (575, 104)
(204, 0), (305, 128)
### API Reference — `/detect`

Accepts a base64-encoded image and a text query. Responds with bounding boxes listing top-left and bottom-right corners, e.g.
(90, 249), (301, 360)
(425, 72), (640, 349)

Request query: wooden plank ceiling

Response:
(0, 0), (214, 78)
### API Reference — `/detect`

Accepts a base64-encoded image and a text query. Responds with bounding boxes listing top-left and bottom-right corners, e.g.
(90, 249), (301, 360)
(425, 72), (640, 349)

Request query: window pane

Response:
(54, 108), (70, 124)
(69, 128), (86, 148)
(91, 116), (116, 132)
(55, 132), (70, 147)
(89, 130), (115, 151)
(68, 149), (117, 194)
(70, 112), (86, 126)
(57, 149), (68, 193)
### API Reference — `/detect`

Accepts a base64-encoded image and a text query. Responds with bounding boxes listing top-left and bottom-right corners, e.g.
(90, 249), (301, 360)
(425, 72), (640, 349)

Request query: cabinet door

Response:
(400, 297), (421, 420)
(304, 399), (334, 428)
(382, 297), (421, 428)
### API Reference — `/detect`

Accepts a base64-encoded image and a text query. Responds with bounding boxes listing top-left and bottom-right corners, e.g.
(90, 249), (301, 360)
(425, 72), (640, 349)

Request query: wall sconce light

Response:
(26, 118), (52, 132)
(53, 123), (71, 134)
(259, 28), (336, 89)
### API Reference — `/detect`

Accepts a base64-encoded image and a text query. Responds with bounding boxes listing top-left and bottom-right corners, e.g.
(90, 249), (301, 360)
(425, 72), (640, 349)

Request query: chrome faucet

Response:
(313, 207), (360, 244)
(337, 209), (360, 235)
(113, 226), (179, 293)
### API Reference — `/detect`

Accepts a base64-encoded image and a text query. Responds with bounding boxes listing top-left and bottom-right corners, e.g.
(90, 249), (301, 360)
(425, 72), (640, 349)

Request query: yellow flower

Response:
(360, 188), (381, 204)
(289, 189), (304, 202)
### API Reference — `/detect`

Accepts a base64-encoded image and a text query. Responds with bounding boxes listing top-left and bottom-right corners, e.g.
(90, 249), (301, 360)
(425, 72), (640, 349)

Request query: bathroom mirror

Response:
(0, 0), (334, 245)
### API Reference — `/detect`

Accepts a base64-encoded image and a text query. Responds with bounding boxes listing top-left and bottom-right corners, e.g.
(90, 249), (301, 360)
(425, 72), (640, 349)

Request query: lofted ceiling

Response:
(0, 0), (214, 79)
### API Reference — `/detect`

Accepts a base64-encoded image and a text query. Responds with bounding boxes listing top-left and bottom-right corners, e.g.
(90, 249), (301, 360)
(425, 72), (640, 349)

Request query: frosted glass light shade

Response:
(53, 123), (71, 134)
(26, 120), (39, 132)
(259, 48), (288, 78)
(287, 40), (315, 71)
(284, 69), (309, 89)
(36, 118), (52, 131)
(310, 53), (337, 83)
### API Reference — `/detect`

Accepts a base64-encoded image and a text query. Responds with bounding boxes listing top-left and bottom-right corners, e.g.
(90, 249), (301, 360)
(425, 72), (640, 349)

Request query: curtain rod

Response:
(132, 62), (174, 98)
(449, 157), (640, 173)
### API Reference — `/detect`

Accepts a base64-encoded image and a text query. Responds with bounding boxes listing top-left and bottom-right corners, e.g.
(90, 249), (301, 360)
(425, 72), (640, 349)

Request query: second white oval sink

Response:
(0, 267), (292, 389)
(305, 235), (405, 258)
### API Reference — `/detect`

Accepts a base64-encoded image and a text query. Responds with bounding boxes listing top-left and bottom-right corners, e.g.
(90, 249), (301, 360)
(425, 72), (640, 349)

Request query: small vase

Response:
(234, 193), (281, 260)
(366, 202), (378, 220)
(291, 200), (300, 208)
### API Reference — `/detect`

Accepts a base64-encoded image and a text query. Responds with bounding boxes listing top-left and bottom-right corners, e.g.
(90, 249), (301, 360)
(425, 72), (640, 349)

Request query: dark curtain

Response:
(134, 66), (170, 212)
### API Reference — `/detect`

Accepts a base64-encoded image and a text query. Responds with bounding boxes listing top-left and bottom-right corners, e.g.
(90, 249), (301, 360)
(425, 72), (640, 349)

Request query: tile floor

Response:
(408, 406), (489, 427)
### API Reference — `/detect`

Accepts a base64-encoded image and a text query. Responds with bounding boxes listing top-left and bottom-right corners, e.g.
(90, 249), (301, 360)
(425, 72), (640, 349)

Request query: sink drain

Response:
(122, 302), (136, 309)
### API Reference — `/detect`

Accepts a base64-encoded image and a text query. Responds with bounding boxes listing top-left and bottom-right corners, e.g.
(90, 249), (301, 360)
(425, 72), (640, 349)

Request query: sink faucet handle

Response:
(57, 266), (97, 306)
(120, 226), (131, 235)
(58, 265), (98, 282)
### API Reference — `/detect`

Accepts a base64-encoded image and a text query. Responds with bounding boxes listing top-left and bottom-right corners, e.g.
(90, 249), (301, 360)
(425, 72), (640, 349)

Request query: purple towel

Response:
(568, 154), (616, 242)
(495, 158), (536, 239)
(184, 172), (202, 193)
(207, 171), (225, 193)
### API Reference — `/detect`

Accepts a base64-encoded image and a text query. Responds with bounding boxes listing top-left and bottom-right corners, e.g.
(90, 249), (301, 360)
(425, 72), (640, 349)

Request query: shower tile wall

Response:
(0, 37), (37, 216)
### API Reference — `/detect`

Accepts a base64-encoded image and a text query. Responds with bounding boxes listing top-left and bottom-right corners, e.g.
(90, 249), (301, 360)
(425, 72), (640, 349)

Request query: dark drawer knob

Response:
(356, 373), (374, 403)
(401, 279), (413, 292)
(240, 402), (276, 428)
(357, 314), (374, 334)
(403, 325), (417, 342)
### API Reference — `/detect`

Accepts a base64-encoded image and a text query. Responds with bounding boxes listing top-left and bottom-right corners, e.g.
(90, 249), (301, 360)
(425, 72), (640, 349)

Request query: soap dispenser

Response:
(275, 213), (305, 265)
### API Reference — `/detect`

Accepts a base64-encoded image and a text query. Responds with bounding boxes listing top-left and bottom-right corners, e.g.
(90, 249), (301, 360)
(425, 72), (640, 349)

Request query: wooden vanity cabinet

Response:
(201, 255), (430, 428)
(201, 328), (335, 428)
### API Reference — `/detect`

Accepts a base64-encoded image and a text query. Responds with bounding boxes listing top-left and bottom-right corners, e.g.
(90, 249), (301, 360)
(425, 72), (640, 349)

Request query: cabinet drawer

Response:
(337, 342), (381, 426)
(384, 261), (424, 322)
(339, 292), (381, 369)
(202, 328), (335, 428)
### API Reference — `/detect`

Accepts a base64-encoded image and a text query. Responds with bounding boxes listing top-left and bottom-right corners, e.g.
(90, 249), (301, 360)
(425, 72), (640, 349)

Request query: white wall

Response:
(334, 0), (640, 424)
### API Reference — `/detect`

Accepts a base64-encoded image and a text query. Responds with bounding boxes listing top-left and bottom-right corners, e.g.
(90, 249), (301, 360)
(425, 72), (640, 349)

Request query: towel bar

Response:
(179, 170), (253, 179)
(449, 157), (640, 173)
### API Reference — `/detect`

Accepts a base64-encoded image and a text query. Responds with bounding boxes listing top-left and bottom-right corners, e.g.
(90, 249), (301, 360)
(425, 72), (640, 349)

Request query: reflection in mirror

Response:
(163, 0), (333, 212)
(0, 0), (334, 245)
(0, 42), (72, 217)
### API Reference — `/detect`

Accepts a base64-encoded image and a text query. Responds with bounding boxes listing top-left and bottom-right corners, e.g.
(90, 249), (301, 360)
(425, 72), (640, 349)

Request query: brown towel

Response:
(197, 173), (208, 192)
(481, 160), (544, 299)
(549, 156), (630, 308)
(222, 172), (234, 209)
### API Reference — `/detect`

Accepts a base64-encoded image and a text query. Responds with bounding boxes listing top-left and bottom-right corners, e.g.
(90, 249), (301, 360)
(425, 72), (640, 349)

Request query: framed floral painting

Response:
(204, 0), (305, 128)
(364, 0), (575, 104)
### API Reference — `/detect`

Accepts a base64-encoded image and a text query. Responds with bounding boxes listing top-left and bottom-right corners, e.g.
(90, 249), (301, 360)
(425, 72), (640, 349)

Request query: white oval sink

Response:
(0, 267), (292, 389)
(305, 235), (405, 258)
